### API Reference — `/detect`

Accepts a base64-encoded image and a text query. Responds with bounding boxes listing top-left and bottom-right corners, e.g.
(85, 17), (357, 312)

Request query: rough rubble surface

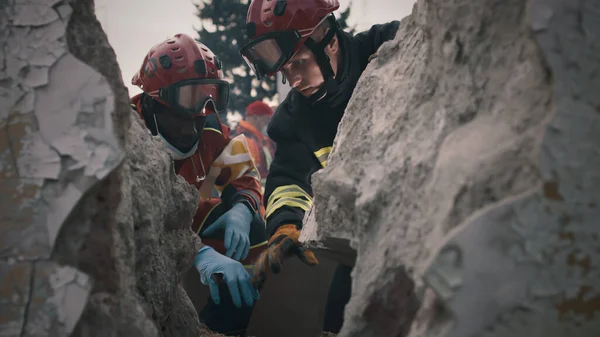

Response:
(99, 114), (204, 337)
(1, 0), (122, 335)
(302, 0), (600, 336)
(0, 1), (215, 336)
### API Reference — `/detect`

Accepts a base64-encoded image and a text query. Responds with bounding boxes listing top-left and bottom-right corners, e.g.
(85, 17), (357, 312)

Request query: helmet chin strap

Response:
(303, 17), (339, 106)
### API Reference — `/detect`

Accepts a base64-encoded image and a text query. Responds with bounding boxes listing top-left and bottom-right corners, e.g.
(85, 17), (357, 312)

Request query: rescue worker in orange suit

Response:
(130, 33), (267, 336)
(239, 0), (400, 333)
(231, 101), (276, 188)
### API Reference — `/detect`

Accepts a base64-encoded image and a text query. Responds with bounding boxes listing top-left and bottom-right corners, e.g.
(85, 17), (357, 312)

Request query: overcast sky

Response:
(95, 0), (416, 96)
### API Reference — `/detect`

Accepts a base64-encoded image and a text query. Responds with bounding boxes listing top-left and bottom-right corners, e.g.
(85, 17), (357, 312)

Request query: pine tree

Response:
(195, 0), (277, 122)
(336, 2), (356, 34)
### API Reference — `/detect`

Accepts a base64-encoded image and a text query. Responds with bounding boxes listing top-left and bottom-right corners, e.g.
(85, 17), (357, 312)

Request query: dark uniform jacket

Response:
(264, 21), (401, 236)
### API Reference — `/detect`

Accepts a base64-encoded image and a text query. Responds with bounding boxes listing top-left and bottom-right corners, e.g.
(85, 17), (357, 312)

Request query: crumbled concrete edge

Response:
(299, 30), (404, 266)
(301, 165), (360, 266)
(0, 0), (125, 336)
(302, 0), (599, 336)
(419, 0), (600, 336)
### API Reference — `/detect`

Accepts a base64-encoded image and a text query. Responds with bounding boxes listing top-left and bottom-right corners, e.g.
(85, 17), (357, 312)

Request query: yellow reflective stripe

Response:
(266, 198), (312, 219)
(266, 184), (313, 218)
(197, 201), (221, 234)
(314, 146), (332, 167)
(314, 146), (332, 159)
(267, 184), (312, 207)
(204, 127), (222, 135)
(250, 241), (268, 249)
(269, 185), (296, 204)
(267, 191), (310, 211)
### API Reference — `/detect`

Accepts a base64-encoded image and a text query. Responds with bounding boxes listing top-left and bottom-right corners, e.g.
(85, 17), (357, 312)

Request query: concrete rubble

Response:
(2, 0), (599, 336)
(1, 1), (221, 336)
(302, 0), (600, 336)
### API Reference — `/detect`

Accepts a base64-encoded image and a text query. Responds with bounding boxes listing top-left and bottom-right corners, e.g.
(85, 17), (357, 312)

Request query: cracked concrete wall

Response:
(1, 1), (218, 336)
(1, 0), (124, 335)
(301, 0), (599, 336)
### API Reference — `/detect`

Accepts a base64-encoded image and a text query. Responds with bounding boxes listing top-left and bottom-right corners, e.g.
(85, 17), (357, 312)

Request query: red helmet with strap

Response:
(132, 33), (229, 115)
(240, 0), (340, 80)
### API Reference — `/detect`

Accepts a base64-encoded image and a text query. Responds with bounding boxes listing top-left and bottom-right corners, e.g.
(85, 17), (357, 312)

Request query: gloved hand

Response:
(194, 246), (259, 308)
(203, 202), (253, 261)
(252, 224), (318, 288)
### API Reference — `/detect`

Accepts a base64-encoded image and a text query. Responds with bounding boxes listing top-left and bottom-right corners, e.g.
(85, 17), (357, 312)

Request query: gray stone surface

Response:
(4, 0), (598, 336)
(113, 113), (203, 337)
(301, 0), (600, 336)
(1, 1), (212, 336)
(1, 0), (122, 335)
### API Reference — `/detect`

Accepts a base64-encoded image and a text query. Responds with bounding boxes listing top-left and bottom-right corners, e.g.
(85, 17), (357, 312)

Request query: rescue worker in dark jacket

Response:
(239, 0), (400, 333)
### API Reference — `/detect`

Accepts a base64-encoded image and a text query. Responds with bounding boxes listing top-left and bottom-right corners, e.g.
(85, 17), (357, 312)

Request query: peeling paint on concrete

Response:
(22, 66), (50, 88)
(47, 264), (92, 333)
(12, 2), (60, 27)
(4, 1), (210, 335)
(51, 128), (92, 168)
(16, 132), (61, 180)
(33, 53), (115, 142)
(22, 261), (92, 337)
(51, 127), (120, 179)
(1, 0), (124, 335)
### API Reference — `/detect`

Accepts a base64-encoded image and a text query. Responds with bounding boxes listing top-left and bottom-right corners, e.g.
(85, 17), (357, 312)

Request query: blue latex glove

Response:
(194, 246), (259, 308)
(203, 202), (253, 261)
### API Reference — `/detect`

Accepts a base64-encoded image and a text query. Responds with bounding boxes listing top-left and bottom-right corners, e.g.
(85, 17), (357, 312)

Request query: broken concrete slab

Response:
(2, 1), (210, 336)
(0, 261), (33, 336)
(20, 261), (92, 336)
(303, 202), (358, 267)
(420, 0), (600, 336)
(302, 0), (599, 336)
(101, 113), (203, 337)
(1, 0), (123, 335)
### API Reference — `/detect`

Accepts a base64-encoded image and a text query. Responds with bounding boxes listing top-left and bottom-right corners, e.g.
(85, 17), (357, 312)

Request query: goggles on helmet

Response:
(147, 78), (230, 115)
(240, 30), (302, 79)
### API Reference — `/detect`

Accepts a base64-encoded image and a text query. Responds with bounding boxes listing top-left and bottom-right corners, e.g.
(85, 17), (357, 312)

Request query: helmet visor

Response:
(159, 79), (230, 115)
(240, 30), (301, 79)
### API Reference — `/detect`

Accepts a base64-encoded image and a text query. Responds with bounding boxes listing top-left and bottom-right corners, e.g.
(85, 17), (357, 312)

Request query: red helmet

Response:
(246, 101), (273, 117)
(132, 33), (230, 115)
(240, 0), (340, 79)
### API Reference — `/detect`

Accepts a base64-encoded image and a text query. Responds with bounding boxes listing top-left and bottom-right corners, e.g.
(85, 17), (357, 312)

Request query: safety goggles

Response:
(147, 79), (230, 115)
(240, 15), (338, 79)
(240, 29), (302, 79)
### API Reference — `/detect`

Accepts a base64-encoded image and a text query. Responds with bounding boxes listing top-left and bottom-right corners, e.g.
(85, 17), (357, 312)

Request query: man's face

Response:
(153, 104), (205, 152)
(280, 36), (339, 97)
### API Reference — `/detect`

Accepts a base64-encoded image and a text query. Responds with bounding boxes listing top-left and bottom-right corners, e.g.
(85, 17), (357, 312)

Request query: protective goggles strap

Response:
(304, 24), (339, 104)
(304, 27), (337, 79)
